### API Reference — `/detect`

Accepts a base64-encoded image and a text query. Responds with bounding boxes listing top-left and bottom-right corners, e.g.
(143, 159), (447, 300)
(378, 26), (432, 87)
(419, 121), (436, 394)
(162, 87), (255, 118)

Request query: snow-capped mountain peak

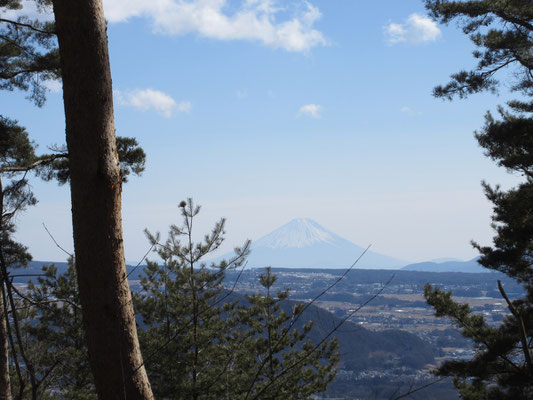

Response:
(254, 218), (337, 249)
(210, 218), (407, 269)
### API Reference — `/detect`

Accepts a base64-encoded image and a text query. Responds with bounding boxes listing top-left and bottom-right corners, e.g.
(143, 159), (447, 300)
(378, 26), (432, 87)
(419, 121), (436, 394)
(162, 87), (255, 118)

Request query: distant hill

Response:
(213, 218), (407, 269)
(18, 263), (439, 386)
(13, 261), (147, 283)
(294, 301), (438, 371)
(401, 257), (486, 273)
(221, 290), (438, 372)
(430, 257), (462, 263)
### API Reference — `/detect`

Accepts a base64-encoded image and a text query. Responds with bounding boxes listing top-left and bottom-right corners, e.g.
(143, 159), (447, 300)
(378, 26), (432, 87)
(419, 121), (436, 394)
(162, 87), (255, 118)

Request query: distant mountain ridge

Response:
(430, 257), (462, 263)
(14, 261), (147, 283)
(401, 257), (486, 273)
(216, 218), (407, 269)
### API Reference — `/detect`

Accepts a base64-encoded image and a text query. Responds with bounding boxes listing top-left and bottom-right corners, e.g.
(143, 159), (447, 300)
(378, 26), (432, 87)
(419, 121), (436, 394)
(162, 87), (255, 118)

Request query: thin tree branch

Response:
(0, 18), (55, 35)
(244, 245), (371, 398)
(0, 153), (67, 174)
(1, 282), (23, 400)
(247, 274), (395, 400)
(498, 280), (533, 373)
(42, 223), (72, 257)
(391, 377), (447, 400)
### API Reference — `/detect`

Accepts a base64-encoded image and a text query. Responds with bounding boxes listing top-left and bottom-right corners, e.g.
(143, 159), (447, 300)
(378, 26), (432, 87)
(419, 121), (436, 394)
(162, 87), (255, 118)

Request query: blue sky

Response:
(1, 0), (523, 264)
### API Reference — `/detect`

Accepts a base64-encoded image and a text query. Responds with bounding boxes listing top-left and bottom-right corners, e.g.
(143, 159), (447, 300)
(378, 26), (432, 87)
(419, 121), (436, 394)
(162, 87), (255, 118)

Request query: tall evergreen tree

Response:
(234, 267), (339, 400)
(136, 200), (338, 400)
(423, 1), (533, 398)
(48, 1), (153, 394)
(0, 114), (145, 400)
(1, 1), (154, 397)
(0, 116), (36, 400)
(136, 199), (250, 399)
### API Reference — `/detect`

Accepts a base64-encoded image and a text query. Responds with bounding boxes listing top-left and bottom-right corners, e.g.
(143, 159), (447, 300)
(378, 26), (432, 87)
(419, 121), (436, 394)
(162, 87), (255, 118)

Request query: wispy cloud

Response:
(103, 0), (327, 52)
(400, 106), (421, 116)
(384, 13), (441, 45)
(115, 88), (191, 117)
(1, 0), (53, 21)
(298, 103), (322, 118)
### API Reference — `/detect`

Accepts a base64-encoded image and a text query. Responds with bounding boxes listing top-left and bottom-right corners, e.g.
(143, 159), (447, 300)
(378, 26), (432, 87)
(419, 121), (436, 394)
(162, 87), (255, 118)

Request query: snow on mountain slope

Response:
(215, 218), (408, 269)
(255, 218), (337, 248)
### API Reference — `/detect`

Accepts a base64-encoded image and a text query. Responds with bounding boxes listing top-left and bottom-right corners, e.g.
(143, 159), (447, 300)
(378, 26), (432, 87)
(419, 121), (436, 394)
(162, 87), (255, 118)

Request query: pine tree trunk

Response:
(0, 286), (11, 400)
(0, 180), (12, 400)
(51, 1), (153, 399)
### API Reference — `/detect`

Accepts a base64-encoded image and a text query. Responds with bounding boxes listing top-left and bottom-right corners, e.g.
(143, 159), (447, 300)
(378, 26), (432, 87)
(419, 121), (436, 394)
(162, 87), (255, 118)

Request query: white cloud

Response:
(102, 0), (327, 52)
(384, 13), (441, 45)
(1, 0), (53, 21)
(115, 88), (191, 117)
(400, 106), (421, 116)
(298, 103), (321, 118)
(176, 101), (192, 113)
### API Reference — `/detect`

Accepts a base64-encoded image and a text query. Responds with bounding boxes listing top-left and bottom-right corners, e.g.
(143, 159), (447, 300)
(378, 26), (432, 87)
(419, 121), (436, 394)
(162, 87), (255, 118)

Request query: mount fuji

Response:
(220, 218), (407, 269)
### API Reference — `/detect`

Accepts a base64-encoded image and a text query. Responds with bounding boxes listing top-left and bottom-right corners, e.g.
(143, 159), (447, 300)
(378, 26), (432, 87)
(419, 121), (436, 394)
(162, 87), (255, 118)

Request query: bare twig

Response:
(1, 283), (24, 400)
(246, 273), (395, 400)
(244, 245), (371, 399)
(498, 280), (533, 373)
(391, 377), (447, 400)
(42, 223), (72, 257)
(0, 248), (37, 400)
(124, 243), (156, 281)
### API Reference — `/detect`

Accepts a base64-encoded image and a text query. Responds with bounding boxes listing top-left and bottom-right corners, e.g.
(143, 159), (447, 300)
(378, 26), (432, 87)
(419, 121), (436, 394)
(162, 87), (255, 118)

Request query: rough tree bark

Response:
(51, 1), (153, 399)
(0, 290), (11, 400)
(0, 179), (12, 400)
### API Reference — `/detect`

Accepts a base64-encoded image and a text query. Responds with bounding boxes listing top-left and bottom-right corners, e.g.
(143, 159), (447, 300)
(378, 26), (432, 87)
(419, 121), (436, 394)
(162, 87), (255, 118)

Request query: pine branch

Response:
(0, 153), (67, 174)
(498, 280), (533, 373)
(0, 18), (55, 35)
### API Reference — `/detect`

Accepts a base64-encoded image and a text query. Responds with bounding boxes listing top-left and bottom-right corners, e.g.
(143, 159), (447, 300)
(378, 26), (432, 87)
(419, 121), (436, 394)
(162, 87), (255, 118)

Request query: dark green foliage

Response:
(0, 116), (36, 168)
(116, 137), (146, 182)
(424, 2), (533, 398)
(0, 116), (34, 274)
(135, 199), (250, 399)
(14, 259), (96, 399)
(425, 0), (533, 100)
(0, 2), (146, 184)
(475, 108), (533, 176)
(233, 267), (339, 400)
(425, 284), (533, 399)
(470, 109), (533, 288)
(0, 0), (58, 106)
(135, 200), (338, 400)
(473, 182), (533, 286)
(37, 137), (146, 184)
(0, 116), (37, 214)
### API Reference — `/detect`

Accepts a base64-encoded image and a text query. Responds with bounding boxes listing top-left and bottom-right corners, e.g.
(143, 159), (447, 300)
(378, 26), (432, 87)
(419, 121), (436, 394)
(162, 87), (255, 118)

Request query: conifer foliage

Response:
(424, 1), (533, 398)
(135, 200), (339, 400)
(234, 267), (339, 400)
(17, 260), (96, 399)
(136, 200), (250, 400)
